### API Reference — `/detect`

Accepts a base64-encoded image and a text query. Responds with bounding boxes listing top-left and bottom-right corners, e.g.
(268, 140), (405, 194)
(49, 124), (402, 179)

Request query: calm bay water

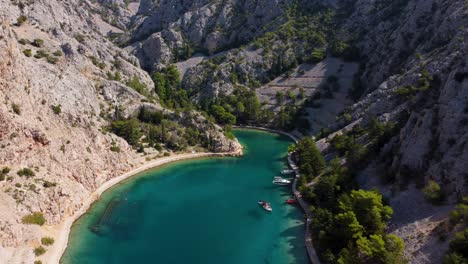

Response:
(62, 129), (308, 264)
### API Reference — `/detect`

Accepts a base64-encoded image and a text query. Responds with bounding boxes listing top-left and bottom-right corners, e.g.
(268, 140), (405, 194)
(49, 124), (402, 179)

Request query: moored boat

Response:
(285, 198), (297, 204)
(272, 178), (291, 185)
(258, 200), (272, 212)
(281, 169), (294, 175)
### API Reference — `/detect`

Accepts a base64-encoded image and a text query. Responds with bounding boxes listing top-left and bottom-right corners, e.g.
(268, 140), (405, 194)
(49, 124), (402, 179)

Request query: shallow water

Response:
(62, 129), (308, 264)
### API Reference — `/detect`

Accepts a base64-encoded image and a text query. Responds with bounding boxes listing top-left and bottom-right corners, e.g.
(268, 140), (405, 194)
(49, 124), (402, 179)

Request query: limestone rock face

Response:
(126, 0), (289, 71)
(0, 0), (239, 262)
(343, 0), (467, 200)
(123, 1), (464, 261)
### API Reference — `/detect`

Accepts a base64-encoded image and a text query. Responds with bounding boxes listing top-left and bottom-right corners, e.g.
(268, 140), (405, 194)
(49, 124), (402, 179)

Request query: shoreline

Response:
(233, 126), (300, 142)
(236, 126), (321, 264)
(46, 150), (242, 264)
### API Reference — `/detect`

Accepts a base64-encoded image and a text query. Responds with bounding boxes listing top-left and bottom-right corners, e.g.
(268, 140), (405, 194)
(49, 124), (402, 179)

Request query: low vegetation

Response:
(12, 103), (21, 115)
(41, 236), (55, 246)
(16, 15), (27, 26)
(23, 49), (32, 57)
(33, 246), (46, 256)
(21, 212), (46, 225)
(444, 197), (468, 264)
(0, 167), (10, 181)
(51, 104), (61, 114)
(329, 118), (397, 172)
(126, 75), (148, 96)
(422, 180), (444, 204)
(17, 168), (35, 177)
(74, 33), (86, 43)
(32, 38), (44, 48)
(109, 106), (215, 152)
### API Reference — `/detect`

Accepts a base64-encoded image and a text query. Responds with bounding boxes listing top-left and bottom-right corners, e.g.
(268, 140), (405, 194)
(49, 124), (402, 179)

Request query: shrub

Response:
(17, 168), (35, 177)
(3, 167), (12, 174)
(449, 203), (468, 226)
(89, 56), (106, 69)
(74, 33), (85, 43)
(137, 107), (164, 124)
(53, 50), (63, 56)
(224, 129), (235, 140)
(12, 103), (21, 115)
(110, 118), (142, 146)
(395, 86), (413, 97)
(154, 143), (163, 151)
(42, 180), (57, 188)
(126, 75), (147, 95)
(23, 49), (32, 57)
(448, 229), (468, 258)
(51, 105), (61, 114)
(46, 55), (58, 64)
(34, 50), (48, 59)
(110, 145), (121, 152)
(107, 71), (122, 81)
(444, 252), (467, 264)
(33, 246), (46, 256)
(18, 38), (29, 45)
(41, 236), (54, 246)
(32, 38), (44, 47)
(275, 91), (285, 104)
(422, 180), (444, 203)
(34, 261), (42, 264)
(21, 212), (46, 225)
(310, 48), (325, 62)
(17, 15), (27, 26)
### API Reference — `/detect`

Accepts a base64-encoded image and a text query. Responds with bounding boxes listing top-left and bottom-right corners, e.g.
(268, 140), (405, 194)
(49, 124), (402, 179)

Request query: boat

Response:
(285, 198), (297, 204)
(272, 178), (291, 185)
(281, 169), (294, 175)
(258, 200), (272, 212)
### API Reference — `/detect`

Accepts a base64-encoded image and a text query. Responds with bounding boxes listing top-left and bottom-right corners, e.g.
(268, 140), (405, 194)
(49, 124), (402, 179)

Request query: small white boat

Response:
(281, 169), (294, 175)
(272, 178), (291, 185)
(258, 200), (272, 212)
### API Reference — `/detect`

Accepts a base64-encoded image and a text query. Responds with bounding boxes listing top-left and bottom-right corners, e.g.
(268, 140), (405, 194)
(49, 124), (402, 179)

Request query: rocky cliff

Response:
(0, 0), (240, 262)
(122, 0), (467, 262)
(0, 0), (466, 263)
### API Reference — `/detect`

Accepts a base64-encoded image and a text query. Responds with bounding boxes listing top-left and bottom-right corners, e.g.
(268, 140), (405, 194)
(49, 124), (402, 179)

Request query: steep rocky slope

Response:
(123, 0), (467, 262)
(0, 0), (240, 262)
(0, 0), (466, 263)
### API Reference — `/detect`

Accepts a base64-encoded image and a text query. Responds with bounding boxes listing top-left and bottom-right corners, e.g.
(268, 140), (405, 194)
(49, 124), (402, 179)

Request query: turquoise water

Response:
(62, 129), (308, 264)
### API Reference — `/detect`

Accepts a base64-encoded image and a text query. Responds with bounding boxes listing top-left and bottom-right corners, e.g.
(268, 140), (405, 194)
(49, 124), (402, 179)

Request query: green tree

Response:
(210, 105), (236, 125)
(339, 190), (393, 235)
(422, 180), (444, 203)
(296, 137), (326, 179)
(110, 118), (142, 146)
(449, 229), (468, 258)
(153, 72), (166, 100)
